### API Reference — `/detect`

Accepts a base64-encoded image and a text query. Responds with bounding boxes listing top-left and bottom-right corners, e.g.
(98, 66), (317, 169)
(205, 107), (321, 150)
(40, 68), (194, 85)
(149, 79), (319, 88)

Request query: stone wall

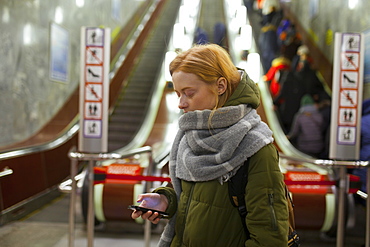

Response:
(0, 0), (145, 146)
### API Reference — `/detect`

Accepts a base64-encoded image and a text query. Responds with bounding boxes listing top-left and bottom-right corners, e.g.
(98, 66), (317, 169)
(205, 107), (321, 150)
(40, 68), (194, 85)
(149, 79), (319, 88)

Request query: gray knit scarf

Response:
(157, 104), (273, 247)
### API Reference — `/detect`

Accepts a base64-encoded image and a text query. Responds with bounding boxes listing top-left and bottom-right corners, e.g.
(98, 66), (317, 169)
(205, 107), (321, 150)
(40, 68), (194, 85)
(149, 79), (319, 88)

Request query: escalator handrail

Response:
(279, 152), (369, 168)
(68, 146), (152, 161)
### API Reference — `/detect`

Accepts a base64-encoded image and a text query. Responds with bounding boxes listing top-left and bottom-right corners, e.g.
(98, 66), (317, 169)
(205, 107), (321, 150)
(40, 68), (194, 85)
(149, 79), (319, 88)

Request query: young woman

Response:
(131, 44), (289, 246)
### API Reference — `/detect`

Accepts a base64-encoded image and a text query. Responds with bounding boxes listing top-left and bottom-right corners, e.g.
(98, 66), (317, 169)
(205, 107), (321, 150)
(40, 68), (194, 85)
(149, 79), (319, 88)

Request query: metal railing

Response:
(68, 146), (159, 247)
(0, 167), (13, 178)
(280, 153), (369, 247)
(67, 144), (369, 247)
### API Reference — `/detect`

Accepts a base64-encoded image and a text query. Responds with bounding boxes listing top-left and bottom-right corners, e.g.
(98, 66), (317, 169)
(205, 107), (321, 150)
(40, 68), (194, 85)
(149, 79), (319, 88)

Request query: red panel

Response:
(0, 153), (46, 209)
(102, 183), (137, 221)
(43, 136), (77, 187)
(293, 193), (327, 230)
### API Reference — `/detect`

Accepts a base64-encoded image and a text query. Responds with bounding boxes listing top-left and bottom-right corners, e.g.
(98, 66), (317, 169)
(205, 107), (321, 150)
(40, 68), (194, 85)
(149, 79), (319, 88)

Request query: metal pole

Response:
(144, 152), (154, 247)
(144, 220), (151, 247)
(336, 166), (348, 247)
(69, 159), (78, 247)
(366, 167), (370, 247)
(87, 160), (95, 247)
(66, 148), (154, 246)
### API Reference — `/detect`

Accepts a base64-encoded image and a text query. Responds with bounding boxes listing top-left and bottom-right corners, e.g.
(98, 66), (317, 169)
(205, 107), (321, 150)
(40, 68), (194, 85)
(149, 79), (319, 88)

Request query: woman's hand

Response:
(131, 193), (168, 224)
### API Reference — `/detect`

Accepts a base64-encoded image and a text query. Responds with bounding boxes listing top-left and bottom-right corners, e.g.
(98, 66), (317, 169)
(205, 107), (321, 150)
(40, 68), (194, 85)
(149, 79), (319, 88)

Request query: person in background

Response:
(213, 22), (226, 46)
(353, 98), (370, 203)
(194, 27), (208, 45)
(131, 44), (289, 246)
(293, 45), (325, 97)
(262, 54), (291, 97)
(259, 23), (279, 73)
(291, 45), (312, 72)
(261, 0), (282, 27)
(279, 23), (302, 61)
(287, 94), (324, 158)
(273, 70), (306, 133)
(317, 91), (332, 159)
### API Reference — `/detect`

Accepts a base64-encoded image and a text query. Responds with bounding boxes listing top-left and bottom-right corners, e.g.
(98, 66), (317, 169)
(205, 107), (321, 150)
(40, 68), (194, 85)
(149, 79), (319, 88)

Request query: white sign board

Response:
(79, 27), (110, 153)
(329, 32), (364, 160)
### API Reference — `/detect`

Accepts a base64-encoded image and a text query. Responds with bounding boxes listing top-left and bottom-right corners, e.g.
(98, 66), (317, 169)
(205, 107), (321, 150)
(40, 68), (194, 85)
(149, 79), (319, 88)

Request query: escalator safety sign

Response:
(79, 27), (110, 153)
(84, 120), (102, 138)
(330, 32), (363, 159)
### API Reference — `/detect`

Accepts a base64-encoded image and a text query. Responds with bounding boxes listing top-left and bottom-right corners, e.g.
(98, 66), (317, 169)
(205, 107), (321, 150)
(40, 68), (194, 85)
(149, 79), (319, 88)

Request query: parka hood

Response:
(223, 69), (260, 109)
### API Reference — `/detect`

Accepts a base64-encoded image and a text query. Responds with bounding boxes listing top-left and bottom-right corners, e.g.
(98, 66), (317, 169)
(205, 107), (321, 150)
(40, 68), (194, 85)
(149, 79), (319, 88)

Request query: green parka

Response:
(154, 71), (289, 246)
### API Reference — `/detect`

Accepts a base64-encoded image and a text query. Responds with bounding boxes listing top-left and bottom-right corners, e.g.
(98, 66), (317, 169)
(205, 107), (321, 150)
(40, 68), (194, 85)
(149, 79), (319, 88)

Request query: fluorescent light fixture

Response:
(2, 7), (9, 23)
(235, 24), (252, 50)
(348, 0), (358, 9)
(236, 5), (247, 26)
(246, 53), (260, 83)
(173, 23), (186, 50)
(229, 4), (247, 32)
(76, 0), (84, 8)
(23, 23), (32, 45)
(55, 6), (63, 24)
(165, 51), (177, 81)
(240, 25), (252, 50)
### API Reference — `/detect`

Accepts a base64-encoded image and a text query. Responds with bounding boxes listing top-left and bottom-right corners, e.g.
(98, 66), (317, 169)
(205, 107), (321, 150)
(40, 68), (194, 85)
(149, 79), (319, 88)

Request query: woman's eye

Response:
(185, 90), (195, 98)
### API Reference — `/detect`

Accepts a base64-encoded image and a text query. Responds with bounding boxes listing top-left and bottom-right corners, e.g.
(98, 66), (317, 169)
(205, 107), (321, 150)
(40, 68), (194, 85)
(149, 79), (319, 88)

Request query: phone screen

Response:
(128, 205), (169, 217)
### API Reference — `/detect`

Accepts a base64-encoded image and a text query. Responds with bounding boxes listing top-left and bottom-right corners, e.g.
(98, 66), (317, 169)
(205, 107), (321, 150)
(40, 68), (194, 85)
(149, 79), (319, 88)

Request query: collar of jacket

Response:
(223, 68), (260, 109)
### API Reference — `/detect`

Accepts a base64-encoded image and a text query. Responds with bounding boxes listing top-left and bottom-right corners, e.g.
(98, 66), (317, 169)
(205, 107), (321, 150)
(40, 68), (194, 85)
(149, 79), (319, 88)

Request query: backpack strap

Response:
(228, 159), (250, 238)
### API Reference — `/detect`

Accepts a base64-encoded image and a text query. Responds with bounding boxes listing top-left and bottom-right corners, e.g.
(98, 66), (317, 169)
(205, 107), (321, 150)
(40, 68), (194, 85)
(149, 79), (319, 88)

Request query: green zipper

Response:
(268, 193), (278, 230)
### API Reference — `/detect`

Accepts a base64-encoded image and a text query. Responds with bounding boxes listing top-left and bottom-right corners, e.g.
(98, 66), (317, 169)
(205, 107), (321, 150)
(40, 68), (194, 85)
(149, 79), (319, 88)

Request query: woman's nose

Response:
(178, 96), (188, 110)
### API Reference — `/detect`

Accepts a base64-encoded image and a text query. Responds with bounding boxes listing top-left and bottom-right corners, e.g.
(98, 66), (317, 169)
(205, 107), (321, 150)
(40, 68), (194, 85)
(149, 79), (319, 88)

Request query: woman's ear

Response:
(217, 77), (227, 95)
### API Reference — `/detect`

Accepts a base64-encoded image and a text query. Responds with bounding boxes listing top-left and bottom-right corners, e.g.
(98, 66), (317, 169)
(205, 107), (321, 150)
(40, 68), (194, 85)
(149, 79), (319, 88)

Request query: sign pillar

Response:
(79, 27), (110, 153)
(329, 32), (364, 160)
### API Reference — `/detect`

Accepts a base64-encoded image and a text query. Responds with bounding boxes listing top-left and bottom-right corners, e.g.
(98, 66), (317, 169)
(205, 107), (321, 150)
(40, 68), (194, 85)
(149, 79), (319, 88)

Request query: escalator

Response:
(0, 0), (182, 226)
(108, 0), (181, 152)
(197, 0), (226, 45)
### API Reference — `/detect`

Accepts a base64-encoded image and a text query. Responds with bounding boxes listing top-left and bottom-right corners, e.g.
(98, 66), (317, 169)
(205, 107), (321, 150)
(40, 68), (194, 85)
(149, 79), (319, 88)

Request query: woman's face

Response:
(172, 71), (218, 113)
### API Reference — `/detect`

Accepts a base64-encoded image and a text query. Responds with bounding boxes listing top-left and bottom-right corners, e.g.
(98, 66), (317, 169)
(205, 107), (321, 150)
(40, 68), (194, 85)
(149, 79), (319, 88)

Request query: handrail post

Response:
(144, 150), (154, 247)
(87, 160), (95, 247)
(366, 167), (370, 247)
(336, 166), (348, 247)
(69, 159), (78, 247)
(144, 220), (151, 247)
(67, 146), (154, 247)
(280, 153), (369, 246)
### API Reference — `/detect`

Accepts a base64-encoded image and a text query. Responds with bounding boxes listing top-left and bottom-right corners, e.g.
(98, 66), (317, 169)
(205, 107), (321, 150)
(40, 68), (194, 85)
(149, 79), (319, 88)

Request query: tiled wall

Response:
(0, 0), (145, 147)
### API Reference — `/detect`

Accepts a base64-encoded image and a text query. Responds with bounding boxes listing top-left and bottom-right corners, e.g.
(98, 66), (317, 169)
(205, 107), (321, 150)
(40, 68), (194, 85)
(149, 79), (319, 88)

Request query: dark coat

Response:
(287, 104), (325, 157)
(259, 24), (279, 73)
(273, 71), (306, 133)
(155, 144), (288, 247)
(295, 61), (324, 96)
(360, 98), (370, 161)
(353, 98), (370, 193)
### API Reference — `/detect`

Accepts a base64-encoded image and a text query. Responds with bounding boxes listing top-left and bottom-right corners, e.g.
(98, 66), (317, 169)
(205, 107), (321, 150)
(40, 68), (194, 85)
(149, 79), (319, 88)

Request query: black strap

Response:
(228, 159), (250, 238)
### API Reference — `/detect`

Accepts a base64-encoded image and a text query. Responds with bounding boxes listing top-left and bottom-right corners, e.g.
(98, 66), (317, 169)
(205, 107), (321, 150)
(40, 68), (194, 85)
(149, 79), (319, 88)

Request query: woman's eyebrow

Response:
(175, 86), (192, 92)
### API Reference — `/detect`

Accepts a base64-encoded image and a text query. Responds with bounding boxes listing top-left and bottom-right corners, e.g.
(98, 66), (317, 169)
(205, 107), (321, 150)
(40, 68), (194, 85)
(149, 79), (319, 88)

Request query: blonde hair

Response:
(169, 44), (240, 109)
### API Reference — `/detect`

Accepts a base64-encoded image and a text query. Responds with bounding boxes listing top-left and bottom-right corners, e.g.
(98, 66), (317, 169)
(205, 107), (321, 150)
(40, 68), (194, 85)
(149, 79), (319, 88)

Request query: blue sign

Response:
(49, 22), (69, 82)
